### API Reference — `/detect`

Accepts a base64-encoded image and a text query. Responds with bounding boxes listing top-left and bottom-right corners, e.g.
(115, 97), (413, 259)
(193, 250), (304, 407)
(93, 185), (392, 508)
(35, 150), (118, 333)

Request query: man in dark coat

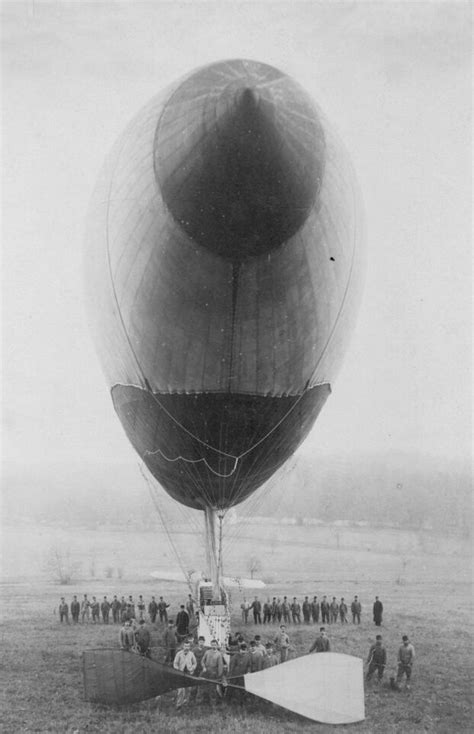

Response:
(366, 634), (386, 681)
(163, 619), (177, 664)
(135, 619), (151, 657)
(59, 597), (69, 623)
(250, 597), (262, 624)
(176, 605), (190, 641)
(302, 596), (311, 623)
(101, 596), (110, 624)
(309, 627), (330, 653)
(71, 595), (80, 624)
(311, 596), (320, 624)
(148, 596), (158, 623)
(111, 595), (121, 624)
(320, 596), (330, 624)
(351, 595), (362, 624)
(373, 596), (383, 626)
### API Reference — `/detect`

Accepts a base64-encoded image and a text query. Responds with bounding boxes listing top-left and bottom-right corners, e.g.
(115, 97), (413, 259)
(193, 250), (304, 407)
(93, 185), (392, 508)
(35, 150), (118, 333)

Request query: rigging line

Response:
(105, 138), (150, 385)
(305, 176), (359, 387)
(139, 464), (195, 596)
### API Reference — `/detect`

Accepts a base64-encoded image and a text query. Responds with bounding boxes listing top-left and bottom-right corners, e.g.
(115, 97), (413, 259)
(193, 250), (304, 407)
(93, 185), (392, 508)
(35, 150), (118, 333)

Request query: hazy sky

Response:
(2, 1), (471, 471)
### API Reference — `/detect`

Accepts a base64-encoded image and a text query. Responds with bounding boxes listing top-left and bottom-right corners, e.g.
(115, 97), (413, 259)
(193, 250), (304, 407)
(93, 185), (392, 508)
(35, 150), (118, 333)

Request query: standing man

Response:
(91, 596), (100, 624)
(263, 642), (279, 667)
(158, 596), (170, 624)
(192, 635), (207, 678)
(228, 643), (251, 704)
(302, 596), (311, 624)
(111, 595), (121, 624)
(81, 594), (90, 623)
(309, 627), (331, 653)
(263, 599), (272, 624)
(396, 635), (415, 689)
(311, 596), (320, 624)
(163, 619), (177, 664)
(320, 596), (330, 624)
(240, 597), (250, 624)
(101, 596), (110, 624)
(373, 596), (383, 626)
(137, 595), (146, 621)
(291, 597), (301, 624)
(281, 596), (291, 624)
(135, 619), (151, 657)
(188, 610), (199, 642)
(148, 595), (158, 624)
(120, 596), (127, 622)
(351, 595), (362, 624)
(250, 596), (262, 624)
(176, 605), (190, 642)
(185, 593), (195, 618)
(71, 595), (80, 624)
(366, 635), (387, 683)
(330, 597), (339, 624)
(274, 624), (290, 663)
(59, 597), (69, 624)
(173, 640), (197, 709)
(119, 620), (135, 650)
(339, 597), (348, 624)
(199, 639), (224, 707)
(248, 640), (265, 671)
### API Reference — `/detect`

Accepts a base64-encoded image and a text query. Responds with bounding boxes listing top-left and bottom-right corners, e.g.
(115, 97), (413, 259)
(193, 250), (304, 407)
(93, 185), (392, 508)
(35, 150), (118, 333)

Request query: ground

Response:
(0, 523), (472, 732)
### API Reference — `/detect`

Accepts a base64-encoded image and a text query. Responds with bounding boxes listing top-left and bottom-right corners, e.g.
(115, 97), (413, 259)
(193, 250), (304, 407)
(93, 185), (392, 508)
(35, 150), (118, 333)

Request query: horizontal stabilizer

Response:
(82, 649), (198, 705)
(243, 652), (365, 724)
(82, 649), (364, 723)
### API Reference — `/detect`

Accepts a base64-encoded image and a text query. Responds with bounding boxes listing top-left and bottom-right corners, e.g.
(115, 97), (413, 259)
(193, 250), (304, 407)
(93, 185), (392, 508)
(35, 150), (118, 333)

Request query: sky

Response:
(1, 1), (472, 476)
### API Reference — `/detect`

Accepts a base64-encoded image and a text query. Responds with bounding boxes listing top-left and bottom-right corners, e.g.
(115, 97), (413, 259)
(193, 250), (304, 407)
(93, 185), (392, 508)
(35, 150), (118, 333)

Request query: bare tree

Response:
(248, 555), (261, 579)
(45, 545), (79, 585)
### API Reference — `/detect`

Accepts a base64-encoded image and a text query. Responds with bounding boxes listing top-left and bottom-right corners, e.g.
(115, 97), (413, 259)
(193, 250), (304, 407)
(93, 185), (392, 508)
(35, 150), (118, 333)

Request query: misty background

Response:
(1, 2), (471, 581)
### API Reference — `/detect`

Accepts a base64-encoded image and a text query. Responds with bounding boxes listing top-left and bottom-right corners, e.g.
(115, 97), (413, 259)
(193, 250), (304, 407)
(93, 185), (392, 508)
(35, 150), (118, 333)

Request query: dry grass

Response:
(0, 523), (472, 732)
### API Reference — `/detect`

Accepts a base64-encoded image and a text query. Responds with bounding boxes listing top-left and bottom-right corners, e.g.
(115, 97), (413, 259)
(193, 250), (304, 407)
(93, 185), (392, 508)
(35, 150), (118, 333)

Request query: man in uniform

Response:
(173, 640), (197, 709)
(135, 618), (151, 657)
(59, 597), (69, 623)
(119, 620), (135, 650)
(119, 596), (127, 622)
(248, 640), (265, 672)
(291, 597), (301, 624)
(101, 596), (110, 624)
(158, 596), (170, 624)
(240, 597), (251, 624)
(302, 596), (311, 624)
(111, 595), (121, 624)
(71, 595), (80, 624)
(137, 595), (146, 621)
(274, 624), (290, 662)
(91, 596), (100, 624)
(250, 596), (262, 624)
(311, 596), (320, 624)
(199, 639), (224, 706)
(320, 595), (330, 624)
(163, 619), (177, 664)
(263, 599), (272, 624)
(396, 635), (415, 689)
(339, 597), (348, 623)
(81, 594), (90, 623)
(330, 596), (339, 624)
(351, 595), (362, 624)
(176, 604), (190, 642)
(373, 596), (383, 626)
(309, 627), (331, 653)
(185, 593), (195, 618)
(263, 642), (279, 667)
(366, 634), (387, 682)
(228, 642), (251, 705)
(281, 596), (291, 624)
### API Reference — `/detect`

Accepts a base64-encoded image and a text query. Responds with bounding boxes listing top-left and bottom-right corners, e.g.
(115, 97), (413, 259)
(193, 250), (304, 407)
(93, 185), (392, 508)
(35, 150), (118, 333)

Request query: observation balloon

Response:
(85, 59), (364, 516)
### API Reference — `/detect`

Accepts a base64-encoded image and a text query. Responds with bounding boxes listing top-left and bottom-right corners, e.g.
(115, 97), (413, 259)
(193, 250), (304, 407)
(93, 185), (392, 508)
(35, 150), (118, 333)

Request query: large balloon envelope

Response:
(85, 59), (364, 512)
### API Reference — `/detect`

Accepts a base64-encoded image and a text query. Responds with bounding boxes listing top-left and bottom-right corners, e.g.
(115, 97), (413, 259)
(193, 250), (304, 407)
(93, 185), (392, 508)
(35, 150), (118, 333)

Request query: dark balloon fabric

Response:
(84, 60), (364, 511)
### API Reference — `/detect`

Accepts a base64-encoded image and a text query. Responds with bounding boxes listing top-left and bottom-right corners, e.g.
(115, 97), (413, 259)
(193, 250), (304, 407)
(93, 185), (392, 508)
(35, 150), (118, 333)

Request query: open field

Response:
(1, 523), (472, 732)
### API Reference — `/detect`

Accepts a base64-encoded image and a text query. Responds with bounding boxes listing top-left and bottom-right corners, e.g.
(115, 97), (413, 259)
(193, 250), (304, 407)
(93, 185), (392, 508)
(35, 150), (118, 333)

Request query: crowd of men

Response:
(57, 592), (181, 625)
(58, 590), (413, 707)
(57, 592), (385, 628)
(240, 594), (384, 626)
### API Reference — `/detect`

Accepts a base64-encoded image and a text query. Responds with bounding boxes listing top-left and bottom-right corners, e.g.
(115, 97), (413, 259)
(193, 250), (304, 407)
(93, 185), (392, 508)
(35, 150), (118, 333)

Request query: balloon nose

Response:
(154, 67), (325, 259)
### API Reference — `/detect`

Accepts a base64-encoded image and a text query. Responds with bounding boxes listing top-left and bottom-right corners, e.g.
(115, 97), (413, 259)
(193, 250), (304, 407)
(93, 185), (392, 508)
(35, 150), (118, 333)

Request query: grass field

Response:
(1, 522), (472, 733)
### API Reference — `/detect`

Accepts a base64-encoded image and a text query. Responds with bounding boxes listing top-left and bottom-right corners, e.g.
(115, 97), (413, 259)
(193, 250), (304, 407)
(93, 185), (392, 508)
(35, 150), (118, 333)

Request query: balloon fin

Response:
(82, 650), (200, 704)
(241, 653), (365, 724)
